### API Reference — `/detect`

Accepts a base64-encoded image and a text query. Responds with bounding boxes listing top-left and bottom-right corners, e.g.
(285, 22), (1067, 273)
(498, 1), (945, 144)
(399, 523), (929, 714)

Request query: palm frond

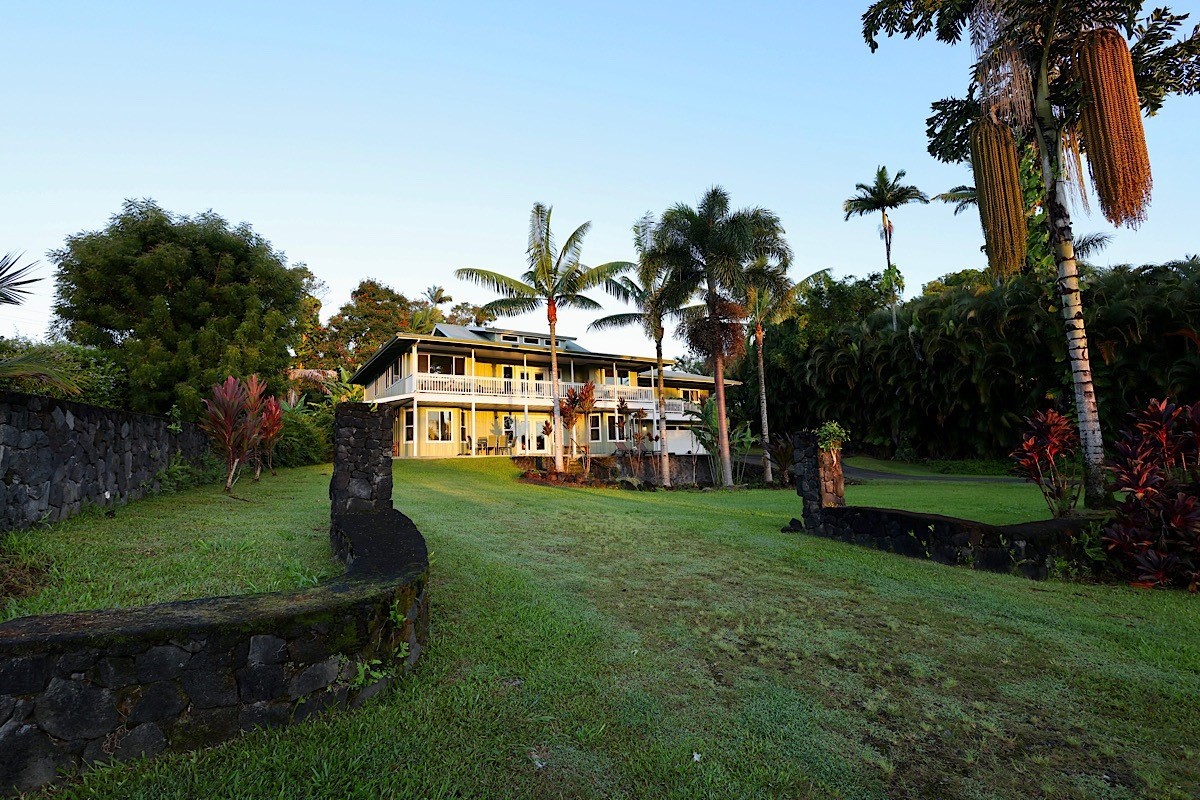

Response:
(454, 268), (538, 298)
(0, 253), (40, 306)
(588, 312), (645, 332)
(0, 349), (82, 394)
(482, 296), (543, 318)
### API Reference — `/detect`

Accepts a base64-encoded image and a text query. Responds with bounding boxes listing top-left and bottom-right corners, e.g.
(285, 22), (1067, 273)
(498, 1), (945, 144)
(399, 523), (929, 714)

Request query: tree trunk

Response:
(1035, 114), (1107, 506)
(656, 338), (671, 488)
(755, 323), (773, 484)
(706, 278), (734, 487)
(548, 300), (564, 474)
(882, 210), (897, 331)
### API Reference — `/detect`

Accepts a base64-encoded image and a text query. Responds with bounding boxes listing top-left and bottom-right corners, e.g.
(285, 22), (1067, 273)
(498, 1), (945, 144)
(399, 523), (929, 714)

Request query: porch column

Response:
(413, 397), (420, 457)
(471, 349), (477, 456)
(524, 403), (530, 454)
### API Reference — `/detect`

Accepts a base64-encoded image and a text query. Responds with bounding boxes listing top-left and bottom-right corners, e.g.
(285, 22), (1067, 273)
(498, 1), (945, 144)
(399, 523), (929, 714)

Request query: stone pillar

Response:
(793, 432), (822, 529)
(819, 449), (846, 509)
(330, 403), (395, 517)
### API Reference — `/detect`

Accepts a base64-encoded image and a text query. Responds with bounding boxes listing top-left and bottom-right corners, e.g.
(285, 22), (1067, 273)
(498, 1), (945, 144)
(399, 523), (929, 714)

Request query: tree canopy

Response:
(52, 200), (310, 416)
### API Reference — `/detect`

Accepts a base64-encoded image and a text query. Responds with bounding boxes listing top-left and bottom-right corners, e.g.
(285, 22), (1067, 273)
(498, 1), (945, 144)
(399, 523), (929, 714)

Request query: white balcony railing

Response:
(382, 372), (683, 407)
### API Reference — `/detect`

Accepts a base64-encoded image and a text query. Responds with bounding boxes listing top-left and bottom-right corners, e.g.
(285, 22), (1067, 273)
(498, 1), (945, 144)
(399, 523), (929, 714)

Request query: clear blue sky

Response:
(3, 1), (1197, 358)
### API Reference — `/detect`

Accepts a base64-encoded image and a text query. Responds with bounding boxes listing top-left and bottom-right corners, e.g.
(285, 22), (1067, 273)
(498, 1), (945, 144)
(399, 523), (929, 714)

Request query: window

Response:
(460, 415), (468, 444)
(404, 410), (414, 442)
(682, 388), (704, 403)
(603, 367), (630, 386)
(589, 414), (601, 442)
(426, 410), (453, 441)
(501, 334), (519, 343)
(523, 336), (540, 345)
(607, 414), (626, 442)
(418, 354), (465, 375)
(502, 416), (515, 441)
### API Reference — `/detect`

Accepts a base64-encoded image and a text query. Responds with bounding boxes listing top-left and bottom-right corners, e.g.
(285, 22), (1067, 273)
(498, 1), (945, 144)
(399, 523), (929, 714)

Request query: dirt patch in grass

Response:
(0, 548), (48, 604)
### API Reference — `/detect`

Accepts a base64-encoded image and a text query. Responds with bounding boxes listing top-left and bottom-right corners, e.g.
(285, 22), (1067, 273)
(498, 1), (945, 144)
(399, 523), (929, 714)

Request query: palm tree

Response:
(742, 264), (829, 483)
(590, 214), (676, 487)
(934, 185), (979, 216)
(456, 203), (627, 473)
(844, 166), (929, 330)
(423, 285), (453, 308)
(655, 187), (792, 487)
(0, 253), (79, 394)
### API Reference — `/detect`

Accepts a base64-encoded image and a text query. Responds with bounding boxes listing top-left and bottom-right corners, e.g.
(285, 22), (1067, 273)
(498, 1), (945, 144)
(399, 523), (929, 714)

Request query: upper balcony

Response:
(378, 372), (699, 414)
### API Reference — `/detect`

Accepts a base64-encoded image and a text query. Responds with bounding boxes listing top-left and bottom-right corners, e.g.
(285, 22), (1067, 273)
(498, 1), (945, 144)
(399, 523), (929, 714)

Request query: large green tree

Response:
(655, 187), (792, 487)
(843, 166), (929, 331)
(52, 200), (309, 416)
(863, 1), (1200, 503)
(457, 203), (627, 473)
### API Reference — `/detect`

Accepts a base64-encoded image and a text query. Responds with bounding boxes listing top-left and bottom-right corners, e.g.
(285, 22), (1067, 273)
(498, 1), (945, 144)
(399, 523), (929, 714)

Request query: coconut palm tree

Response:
(456, 203), (628, 473)
(655, 187), (792, 487)
(0, 253), (79, 394)
(934, 185), (979, 216)
(844, 167), (929, 331)
(590, 214), (677, 487)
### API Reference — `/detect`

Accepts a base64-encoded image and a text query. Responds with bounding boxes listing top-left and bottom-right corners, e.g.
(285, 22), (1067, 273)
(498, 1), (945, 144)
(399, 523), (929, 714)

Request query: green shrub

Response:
(274, 411), (330, 467)
(156, 452), (224, 492)
(0, 338), (125, 408)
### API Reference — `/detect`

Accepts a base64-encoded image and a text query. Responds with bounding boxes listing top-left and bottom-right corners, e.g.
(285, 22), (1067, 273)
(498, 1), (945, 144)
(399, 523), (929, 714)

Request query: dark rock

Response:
(292, 686), (348, 723)
(350, 677), (390, 708)
(236, 664), (286, 703)
(288, 657), (341, 699)
(238, 701), (290, 732)
(56, 649), (100, 676)
(129, 682), (186, 724)
(0, 696), (15, 726)
(0, 655), (53, 695)
(34, 678), (118, 741)
(136, 645), (191, 683)
(96, 656), (137, 689)
(181, 668), (237, 709)
(0, 722), (71, 794)
(115, 723), (166, 761)
(247, 635), (288, 666)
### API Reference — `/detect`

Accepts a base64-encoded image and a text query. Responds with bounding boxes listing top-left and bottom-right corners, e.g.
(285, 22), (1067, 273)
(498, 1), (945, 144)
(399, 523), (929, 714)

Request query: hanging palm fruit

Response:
(1075, 27), (1152, 228)
(970, 117), (1027, 278)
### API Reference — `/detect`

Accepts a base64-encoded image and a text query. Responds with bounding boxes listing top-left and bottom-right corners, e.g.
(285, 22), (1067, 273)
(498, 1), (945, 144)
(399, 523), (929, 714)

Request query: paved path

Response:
(844, 464), (1023, 484)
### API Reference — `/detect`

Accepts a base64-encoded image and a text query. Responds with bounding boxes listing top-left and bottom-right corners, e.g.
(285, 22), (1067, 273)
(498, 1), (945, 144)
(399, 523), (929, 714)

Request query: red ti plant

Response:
(259, 396), (284, 477)
(200, 376), (256, 492)
(1104, 397), (1200, 591)
(1010, 409), (1082, 518)
(243, 374), (268, 480)
(558, 381), (597, 472)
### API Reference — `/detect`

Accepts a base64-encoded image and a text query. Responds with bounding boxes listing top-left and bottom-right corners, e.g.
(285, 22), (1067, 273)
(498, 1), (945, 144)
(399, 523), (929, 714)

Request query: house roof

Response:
(638, 368), (741, 387)
(350, 328), (676, 386)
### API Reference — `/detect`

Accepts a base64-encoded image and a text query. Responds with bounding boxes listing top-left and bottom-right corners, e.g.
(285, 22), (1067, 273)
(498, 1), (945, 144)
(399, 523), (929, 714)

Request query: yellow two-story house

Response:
(351, 324), (730, 458)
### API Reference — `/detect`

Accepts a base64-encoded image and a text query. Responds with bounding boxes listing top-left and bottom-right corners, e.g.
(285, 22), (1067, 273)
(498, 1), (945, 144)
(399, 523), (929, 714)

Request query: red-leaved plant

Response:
(1010, 409), (1082, 517)
(199, 375), (282, 491)
(259, 396), (284, 477)
(1104, 398), (1200, 591)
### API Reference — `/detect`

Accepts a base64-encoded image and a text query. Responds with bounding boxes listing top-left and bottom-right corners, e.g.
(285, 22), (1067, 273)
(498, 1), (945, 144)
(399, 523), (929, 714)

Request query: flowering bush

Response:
(1010, 409), (1082, 518)
(1103, 398), (1200, 591)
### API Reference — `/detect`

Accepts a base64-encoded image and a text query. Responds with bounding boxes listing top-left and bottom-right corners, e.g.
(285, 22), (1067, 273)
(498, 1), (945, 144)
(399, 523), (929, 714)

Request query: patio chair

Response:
(476, 436), (491, 455)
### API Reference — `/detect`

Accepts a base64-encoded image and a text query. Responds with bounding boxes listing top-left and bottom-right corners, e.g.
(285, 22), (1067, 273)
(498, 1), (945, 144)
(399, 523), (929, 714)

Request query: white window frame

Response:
(426, 410), (453, 442)
(589, 414), (601, 442)
(404, 410), (414, 442)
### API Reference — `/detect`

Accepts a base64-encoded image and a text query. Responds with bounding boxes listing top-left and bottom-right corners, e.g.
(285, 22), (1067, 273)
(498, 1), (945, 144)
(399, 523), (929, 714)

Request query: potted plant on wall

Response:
(815, 421), (849, 508)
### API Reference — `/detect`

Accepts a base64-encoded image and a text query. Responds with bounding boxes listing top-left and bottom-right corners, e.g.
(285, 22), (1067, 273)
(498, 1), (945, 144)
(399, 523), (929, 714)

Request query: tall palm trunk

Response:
(755, 323), (773, 484)
(1035, 66), (1106, 506)
(655, 339), (671, 488)
(548, 298), (565, 474)
(706, 279), (734, 487)
(882, 209), (897, 331)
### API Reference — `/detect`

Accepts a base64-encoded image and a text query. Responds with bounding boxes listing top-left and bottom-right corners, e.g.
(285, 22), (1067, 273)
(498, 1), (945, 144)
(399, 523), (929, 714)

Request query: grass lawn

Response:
(845, 455), (1013, 478)
(1, 471), (341, 620)
(32, 460), (1200, 799)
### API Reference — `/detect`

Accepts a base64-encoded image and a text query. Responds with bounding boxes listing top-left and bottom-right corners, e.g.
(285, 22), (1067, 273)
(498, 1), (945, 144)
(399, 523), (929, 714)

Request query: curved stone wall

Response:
(0, 403), (425, 796)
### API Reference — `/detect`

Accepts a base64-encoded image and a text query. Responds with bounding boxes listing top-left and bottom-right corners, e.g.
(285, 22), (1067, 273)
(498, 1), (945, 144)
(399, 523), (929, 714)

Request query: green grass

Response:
(2, 469), (341, 620)
(29, 460), (1200, 799)
(846, 455), (1014, 478)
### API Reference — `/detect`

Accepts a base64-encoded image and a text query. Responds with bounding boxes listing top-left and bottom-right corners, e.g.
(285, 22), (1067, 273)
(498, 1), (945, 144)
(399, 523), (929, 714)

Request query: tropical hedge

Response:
(742, 258), (1200, 459)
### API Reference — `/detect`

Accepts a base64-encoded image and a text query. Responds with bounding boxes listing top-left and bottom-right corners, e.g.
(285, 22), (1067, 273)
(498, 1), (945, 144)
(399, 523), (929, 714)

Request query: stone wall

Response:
(0, 403), (428, 795)
(1, 393), (209, 532)
(330, 403), (394, 516)
(787, 432), (1090, 580)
